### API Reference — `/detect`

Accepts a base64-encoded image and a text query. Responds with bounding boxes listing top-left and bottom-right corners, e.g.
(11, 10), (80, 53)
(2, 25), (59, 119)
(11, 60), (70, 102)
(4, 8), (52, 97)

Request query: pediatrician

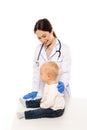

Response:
(22, 18), (71, 100)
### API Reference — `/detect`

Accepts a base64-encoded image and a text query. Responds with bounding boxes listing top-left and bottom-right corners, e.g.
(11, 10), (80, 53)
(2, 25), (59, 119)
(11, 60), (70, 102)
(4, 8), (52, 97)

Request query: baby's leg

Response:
(26, 98), (42, 108)
(24, 108), (65, 119)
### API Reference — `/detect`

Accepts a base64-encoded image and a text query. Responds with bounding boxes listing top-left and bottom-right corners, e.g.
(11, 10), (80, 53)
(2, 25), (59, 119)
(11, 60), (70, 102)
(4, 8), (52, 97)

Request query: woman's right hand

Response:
(23, 91), (38, 99)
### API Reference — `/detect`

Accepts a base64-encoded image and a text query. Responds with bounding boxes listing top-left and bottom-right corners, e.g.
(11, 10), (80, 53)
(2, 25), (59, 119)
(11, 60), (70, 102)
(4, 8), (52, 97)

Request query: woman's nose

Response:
(40, 38), (46, 43)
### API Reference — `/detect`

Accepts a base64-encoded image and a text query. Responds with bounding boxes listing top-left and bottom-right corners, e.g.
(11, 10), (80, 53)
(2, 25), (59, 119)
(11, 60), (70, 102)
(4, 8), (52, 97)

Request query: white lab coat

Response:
(32, 40), (71, 98)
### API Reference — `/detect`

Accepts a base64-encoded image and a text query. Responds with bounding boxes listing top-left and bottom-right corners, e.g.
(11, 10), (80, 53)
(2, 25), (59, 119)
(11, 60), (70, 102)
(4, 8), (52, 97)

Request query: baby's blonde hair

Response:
(40, 61), (59, 79)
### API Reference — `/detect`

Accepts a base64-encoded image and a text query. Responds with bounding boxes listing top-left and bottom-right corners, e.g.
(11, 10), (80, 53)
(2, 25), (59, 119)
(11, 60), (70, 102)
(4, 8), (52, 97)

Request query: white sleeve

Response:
(59, 44), (71, 87)
(31, 44), (42, 92)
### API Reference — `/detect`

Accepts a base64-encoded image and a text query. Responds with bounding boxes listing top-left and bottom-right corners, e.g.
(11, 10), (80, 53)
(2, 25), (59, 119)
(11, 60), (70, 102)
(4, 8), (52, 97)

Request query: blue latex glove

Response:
(57, 81), (65, 93)
(23, 91), (38, 99)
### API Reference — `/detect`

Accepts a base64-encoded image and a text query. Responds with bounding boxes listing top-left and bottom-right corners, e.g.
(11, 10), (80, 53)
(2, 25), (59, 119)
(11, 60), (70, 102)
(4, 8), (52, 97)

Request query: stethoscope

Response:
(36, 39), (61, 66)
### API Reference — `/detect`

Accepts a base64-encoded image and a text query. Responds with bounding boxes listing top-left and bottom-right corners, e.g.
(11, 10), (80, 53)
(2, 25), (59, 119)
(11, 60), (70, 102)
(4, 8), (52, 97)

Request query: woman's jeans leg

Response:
(25, 108), (65, 119)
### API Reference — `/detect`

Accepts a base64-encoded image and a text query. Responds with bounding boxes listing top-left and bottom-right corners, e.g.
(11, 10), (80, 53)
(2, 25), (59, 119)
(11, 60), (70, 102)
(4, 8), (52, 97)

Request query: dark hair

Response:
(34, 18), (57, 38)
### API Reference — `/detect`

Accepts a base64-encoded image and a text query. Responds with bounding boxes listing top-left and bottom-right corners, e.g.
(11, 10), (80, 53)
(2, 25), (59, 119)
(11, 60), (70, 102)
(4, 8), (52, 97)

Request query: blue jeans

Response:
(24, 99), (65, 119)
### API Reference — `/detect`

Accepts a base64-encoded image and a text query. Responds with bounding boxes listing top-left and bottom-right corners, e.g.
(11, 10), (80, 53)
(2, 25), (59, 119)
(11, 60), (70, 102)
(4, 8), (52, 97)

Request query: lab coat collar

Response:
(40, 39), (60, 61)
(48, 39), (60, 59)
(40, 45), (48, 61)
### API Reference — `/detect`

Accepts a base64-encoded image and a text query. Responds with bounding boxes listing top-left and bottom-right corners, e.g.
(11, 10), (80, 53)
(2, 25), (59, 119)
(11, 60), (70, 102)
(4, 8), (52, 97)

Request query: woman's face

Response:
(35, 30), (54, 47)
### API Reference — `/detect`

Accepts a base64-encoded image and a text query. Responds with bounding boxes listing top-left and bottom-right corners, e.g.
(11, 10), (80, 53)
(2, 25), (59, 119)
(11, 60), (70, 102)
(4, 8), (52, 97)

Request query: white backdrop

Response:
(0, 0), (87, 130)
